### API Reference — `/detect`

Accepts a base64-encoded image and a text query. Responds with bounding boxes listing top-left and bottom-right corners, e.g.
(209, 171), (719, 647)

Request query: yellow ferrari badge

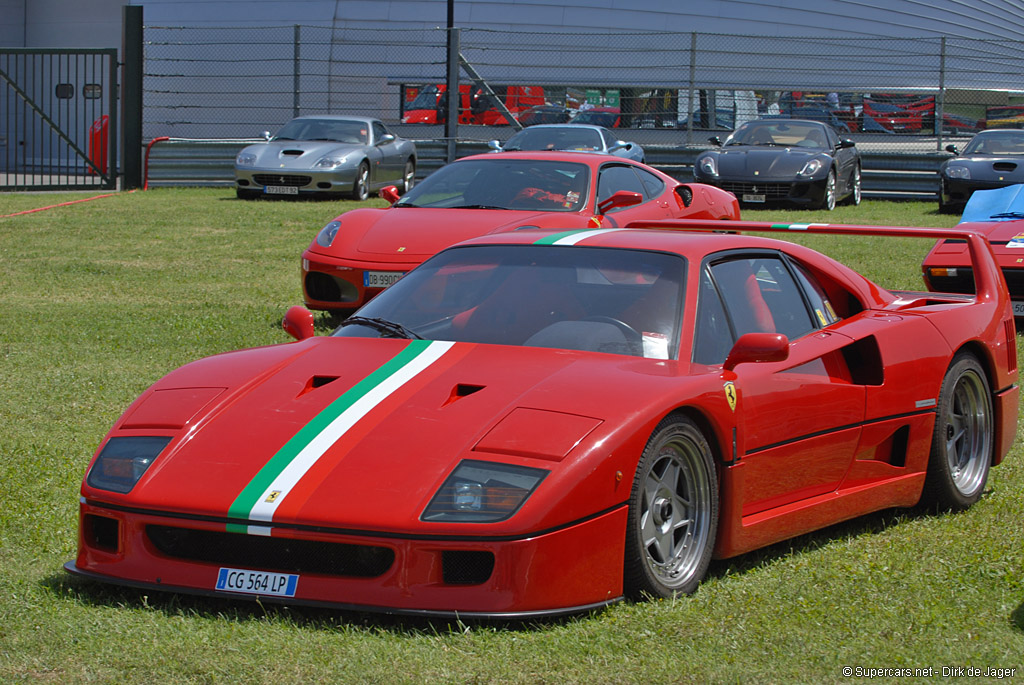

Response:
(264, 490), (282, 503)
(724, 381), (737, 412)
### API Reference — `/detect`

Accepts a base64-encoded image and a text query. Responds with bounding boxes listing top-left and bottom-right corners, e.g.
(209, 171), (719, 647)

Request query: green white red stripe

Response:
(533, 228), (625, 245)
(770, 223), (831, 231)
(226, 339), (455, 534)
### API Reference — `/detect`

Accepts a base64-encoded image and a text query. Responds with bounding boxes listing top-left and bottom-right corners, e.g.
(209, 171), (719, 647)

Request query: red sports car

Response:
(67, 221), (1018, 619)
(301, 151), (740, 311)
(924, 183), (1024, 317)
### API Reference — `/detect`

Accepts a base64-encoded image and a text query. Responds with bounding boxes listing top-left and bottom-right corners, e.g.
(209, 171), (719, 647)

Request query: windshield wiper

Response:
(451, 204), (509, 210)
(339, 316), (423, 339)
(989, 212), (1024, 219)
(392, 201), (420, 208)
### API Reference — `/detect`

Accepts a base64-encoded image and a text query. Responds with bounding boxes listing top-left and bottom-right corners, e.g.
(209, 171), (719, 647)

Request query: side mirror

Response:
(282, 305), (315, 341)
(945, 144), (959, 154)
(838, 139), (856, 149)
(380, 185), (401, 204)
(608, 141), (629, 153)
(487, 139), (503, 151)
(262, 130), (272, 141)
(377, 133), (396, 146)
(709, 136), (723, 147)
(723, 333), (789, 371)
(597, 190), (644, 213)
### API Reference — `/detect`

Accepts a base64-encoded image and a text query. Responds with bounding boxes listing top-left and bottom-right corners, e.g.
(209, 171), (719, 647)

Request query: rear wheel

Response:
(624, 415), (718, 599)
(400, 159), (416, 194)
(922, 353), (993, 511)
(351, 162), (370, 201)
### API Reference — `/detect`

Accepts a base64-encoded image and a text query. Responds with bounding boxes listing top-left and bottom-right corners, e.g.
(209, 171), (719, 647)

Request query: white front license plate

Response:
(742, 193), (766, 203)
(1013, 301), (1024, 317)
(215, 567), (298, 597)
(364, 270), (405, 288)
(264, 185), (298, 195)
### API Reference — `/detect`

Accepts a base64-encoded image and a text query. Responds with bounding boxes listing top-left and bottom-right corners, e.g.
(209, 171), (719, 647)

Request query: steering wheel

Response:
(582, 316), (642, 343)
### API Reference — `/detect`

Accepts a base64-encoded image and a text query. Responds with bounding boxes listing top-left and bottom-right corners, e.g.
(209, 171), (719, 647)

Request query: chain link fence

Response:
(142, 24), (1024, 151)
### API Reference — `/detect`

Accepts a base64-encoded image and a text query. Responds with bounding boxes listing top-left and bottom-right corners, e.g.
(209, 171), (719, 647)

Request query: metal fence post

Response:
(293, 25), (301, 118)
(446, 27), (460, 164)
(121, 5), (143, 189)
(936, 36), (946, 152)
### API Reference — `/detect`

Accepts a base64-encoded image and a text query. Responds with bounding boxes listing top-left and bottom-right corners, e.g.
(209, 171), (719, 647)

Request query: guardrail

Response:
(143, 137), (947, 201)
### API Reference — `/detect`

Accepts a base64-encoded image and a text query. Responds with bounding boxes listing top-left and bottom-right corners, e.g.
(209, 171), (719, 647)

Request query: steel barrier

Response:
(142, 137), (948, 201)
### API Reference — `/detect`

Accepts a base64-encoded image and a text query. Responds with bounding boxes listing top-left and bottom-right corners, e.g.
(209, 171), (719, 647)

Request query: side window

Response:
(597, 164), (648, 210)
(372, 122), (389, 142)
(693, 268), (734, 365)
(635, 166), (666, 198)
(791, 261), (842, 327)
(825, 126), (839, 148)
(709, 255), (816, 341)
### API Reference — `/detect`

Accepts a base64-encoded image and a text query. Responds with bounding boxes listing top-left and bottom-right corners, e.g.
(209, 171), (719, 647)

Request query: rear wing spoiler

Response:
(625, 218), (1005, 307)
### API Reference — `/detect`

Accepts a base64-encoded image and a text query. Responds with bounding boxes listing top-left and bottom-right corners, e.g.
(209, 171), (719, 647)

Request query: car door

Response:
(826, 125), (857, 194)
(372, 121), (402, 184)
(594, 162), (674, 224)
(696, 252), (866, 515)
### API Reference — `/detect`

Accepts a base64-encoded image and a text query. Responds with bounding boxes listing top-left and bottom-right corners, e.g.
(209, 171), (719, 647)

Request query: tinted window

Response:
(597, 164), (647, 209)
(709, 255), (815, 341)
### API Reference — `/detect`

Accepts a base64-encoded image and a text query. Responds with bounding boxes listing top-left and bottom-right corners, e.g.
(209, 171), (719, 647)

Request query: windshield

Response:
(273, 118), (368, 144)
(570, 110), (619, 127)
(333, 245), (686, 359)
(407, 85), (441, 111)
(395, 158), (590, 211)
(963, 131), (1024, 155)
(504, 127), (603, 152)
(726, 120), (828, 149)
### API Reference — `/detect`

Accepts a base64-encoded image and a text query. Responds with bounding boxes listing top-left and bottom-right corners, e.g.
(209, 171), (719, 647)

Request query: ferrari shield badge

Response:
(724, 381), (737, 412)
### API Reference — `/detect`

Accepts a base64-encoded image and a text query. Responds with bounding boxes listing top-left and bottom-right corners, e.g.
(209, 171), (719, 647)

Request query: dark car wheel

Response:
(401, 159), (416, 194)
(938, 180), (958, 214)
(922, 353), (993, 512)
(236, 188), (261, 200)
(815, 170), (837, 211)
(843, 165), (862, 206)
(351, 162), (370, 201)
(624, 414), (718, 599)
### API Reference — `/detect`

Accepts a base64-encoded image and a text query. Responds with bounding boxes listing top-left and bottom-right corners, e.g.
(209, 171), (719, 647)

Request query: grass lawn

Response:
(1, 189), (1021, 683)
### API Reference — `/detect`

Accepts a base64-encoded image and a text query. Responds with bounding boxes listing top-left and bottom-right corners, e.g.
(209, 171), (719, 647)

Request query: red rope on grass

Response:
(0, 189), (137, 218)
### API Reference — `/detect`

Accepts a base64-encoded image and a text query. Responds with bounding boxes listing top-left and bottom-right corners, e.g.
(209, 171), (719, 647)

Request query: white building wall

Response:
(4, 1), (1024, 50)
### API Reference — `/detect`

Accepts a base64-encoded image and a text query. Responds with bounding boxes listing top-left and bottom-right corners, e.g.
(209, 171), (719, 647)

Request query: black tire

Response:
(921, 353), (993, 512)
(624, 414), (718, 599)
(236, 188), (260, 200)
(843, 165), (862, 206)
(815, 170), (837, 211)
(351, 162), (370, 201)
(400, 159), (416, 194)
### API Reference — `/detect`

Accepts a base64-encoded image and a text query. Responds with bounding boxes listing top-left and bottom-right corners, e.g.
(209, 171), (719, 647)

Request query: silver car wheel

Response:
(352, 162), (370, 201)
(923, 353), (993, 511)
(401, 160), (416, 194)
(624, 415), (717, 599)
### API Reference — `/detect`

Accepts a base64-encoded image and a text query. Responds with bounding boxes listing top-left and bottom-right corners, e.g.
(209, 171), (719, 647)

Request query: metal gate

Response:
(1, 48), (118, 191)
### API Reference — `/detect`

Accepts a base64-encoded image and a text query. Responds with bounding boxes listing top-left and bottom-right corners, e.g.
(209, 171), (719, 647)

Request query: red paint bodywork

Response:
(301, 151), (741, 311)
(69, 221), (1018, 618)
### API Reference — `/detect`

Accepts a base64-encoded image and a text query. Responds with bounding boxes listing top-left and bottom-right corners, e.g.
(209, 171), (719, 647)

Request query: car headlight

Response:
(421, 460), (548, 522)
(945, 165), (971, 179)
(313, 154), (351, 169)
(698, 156), (717, 176)
(235, 152), (257, 167)
(86, 436), (172, 493)
(798, 158), (823, 176)
(315, 220), (342, 247)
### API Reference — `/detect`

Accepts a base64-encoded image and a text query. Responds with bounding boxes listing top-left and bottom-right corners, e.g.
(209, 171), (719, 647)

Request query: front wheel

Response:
(624, 415), (718, 599)
(351, 162), (370, 201)
(922, 353), (993, 511)
(815, 170), (837, 211)
(843, 166), (862, 206)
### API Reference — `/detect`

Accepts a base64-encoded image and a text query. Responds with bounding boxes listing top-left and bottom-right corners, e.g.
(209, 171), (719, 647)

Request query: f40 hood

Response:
(88, 338), (685, 535)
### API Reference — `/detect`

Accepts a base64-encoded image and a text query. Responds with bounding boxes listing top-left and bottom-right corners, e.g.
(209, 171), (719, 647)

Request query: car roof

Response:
(290, 114), (379, 125)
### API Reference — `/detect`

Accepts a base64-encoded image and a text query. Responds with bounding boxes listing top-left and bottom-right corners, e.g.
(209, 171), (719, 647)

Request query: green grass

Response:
(1, 189), (1022, 683)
